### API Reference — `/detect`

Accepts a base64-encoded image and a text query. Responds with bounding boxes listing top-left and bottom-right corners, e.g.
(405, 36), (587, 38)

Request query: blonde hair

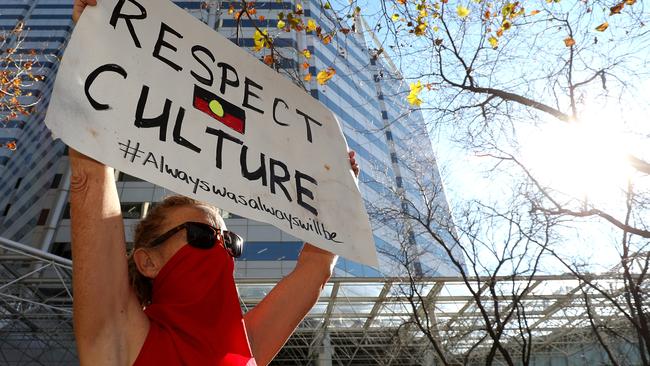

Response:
(127, 195), (221, 306)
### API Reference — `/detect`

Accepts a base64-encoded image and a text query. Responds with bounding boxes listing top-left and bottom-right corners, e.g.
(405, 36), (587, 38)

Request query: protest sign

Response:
(44, 0), (378, 266)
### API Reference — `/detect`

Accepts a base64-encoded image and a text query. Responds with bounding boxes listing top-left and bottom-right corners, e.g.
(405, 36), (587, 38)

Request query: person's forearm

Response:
(243, 244), (336, 365)
(70, 149), (109, 177)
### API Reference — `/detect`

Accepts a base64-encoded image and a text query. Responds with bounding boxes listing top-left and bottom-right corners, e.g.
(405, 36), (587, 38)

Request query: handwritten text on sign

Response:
(45, 0), (378, 266)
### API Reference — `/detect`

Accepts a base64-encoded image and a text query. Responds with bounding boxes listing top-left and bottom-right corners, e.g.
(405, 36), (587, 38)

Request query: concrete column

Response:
(206, 0), (221, 30)
(317, 333), (333, 366)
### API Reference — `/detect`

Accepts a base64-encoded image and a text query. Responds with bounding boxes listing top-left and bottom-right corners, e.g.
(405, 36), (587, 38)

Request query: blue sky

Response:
(321, 0), (650, 272)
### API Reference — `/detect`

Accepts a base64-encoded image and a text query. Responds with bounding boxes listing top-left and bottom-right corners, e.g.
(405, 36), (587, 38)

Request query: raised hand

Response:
(72, 0), (97, 23)
(349, 150), (360, 178)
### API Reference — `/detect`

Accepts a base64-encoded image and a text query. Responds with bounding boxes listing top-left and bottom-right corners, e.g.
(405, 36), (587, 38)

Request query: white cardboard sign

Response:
(45, 0), (378, 266)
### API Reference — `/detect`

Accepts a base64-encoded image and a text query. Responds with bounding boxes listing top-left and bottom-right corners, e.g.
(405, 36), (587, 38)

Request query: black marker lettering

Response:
(272, 98), (290, 126)
(153, 22), (183, 72)
(191, 45), (215, 86)
(134, 85), (169, 142)
(109, 0), (147, 48)
(217, 62), (239, 95)
(269, 158), (292, 202)
(240, 145), (267, 186)
(172, 107), (201, 153)
(142, 151), (158, 169)
(243, 77), (264, 114)
(189, 175), (201, 193)
(296, 109), (323, 143)
(205, 127), (243, 169)
(295, 170), (318, 216)
(84, 64), (128, 110)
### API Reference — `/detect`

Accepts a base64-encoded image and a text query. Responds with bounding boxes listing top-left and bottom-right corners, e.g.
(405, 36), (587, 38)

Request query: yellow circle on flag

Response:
(209, 100), (225, 117)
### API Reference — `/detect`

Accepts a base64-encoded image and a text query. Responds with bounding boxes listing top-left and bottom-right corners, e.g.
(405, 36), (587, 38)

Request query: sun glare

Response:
(520, 110), (636, 206)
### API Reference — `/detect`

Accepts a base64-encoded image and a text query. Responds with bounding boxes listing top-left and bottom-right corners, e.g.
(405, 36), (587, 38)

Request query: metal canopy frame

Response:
(0, 237), (642, 365)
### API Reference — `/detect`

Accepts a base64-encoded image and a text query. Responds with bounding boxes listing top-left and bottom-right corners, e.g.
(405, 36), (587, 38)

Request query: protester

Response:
(69, 1), (361, 365)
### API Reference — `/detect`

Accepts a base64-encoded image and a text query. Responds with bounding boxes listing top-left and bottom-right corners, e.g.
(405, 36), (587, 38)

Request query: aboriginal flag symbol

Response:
(193, 85), (246, 134)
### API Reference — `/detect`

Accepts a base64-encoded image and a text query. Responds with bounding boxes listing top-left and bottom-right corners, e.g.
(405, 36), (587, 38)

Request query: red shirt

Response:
(132, 244), (257, 365)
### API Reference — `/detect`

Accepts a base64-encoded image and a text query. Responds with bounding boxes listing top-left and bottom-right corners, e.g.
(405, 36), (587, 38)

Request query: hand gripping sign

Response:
(44, 0), (378, 267)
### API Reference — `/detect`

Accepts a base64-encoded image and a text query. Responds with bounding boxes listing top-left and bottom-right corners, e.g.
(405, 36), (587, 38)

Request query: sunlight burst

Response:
(520, 110), (636, 205)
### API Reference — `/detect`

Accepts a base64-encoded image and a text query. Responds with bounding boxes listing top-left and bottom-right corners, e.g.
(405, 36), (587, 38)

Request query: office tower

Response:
(0, 0), (463, 277)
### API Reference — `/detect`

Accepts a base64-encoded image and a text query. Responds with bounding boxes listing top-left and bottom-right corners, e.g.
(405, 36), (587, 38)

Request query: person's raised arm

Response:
(243, 152), (360, 365)
(243, 244), (335, 365)
(70, 150), (145, 365)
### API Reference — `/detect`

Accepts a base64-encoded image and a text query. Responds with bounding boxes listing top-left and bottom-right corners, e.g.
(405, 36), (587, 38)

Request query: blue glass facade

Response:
(0, 0), (463, 277)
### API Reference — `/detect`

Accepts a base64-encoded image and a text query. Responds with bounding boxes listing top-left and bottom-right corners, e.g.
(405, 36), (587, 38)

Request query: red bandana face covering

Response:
(132, 243), (257, 366)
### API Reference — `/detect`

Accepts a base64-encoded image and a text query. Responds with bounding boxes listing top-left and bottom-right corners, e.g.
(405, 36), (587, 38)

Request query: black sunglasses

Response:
(149, 221), (243, 258)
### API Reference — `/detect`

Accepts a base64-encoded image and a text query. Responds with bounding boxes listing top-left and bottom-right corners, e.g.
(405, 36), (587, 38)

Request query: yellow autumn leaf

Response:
(304, 73), (312, 81)
(564, 37), (575, 47)
(277, 20), (286, 29)
(502, 3), (514, 17)
(316, 67), (336, 85)
(529, 9), (540, 15)
(595, 22), (608, 32)
(457, 5), (470, 18)
(407, 80), (423, 106)
(391, 13), (400, 21)
(415, 22), (427, 35)
(253, 29), (270, 51)
(306, 19), (317, 32)
(488, 36), (498, 49)
(296, 4), (303, 11)
(302, 49), (311, 59)
(625, 0), (636, 4)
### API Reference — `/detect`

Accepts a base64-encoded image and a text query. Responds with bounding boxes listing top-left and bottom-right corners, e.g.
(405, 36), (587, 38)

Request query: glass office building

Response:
(0, 0), (462, 280)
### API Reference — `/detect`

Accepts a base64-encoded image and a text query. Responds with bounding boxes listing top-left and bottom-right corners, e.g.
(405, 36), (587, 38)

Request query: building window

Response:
(3, 204), (10, 216)
(390, 153), (398, 163)
(50, 173), (63, 189)
(62, 203), (71, 219)
(385, 131), (393, 141)
(14, 177), (22, 189)
(414, 261), (423, 276)
(37, 209), (50, 225)
(222, 211), (244, 219)
(121, 202), (144, 219)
